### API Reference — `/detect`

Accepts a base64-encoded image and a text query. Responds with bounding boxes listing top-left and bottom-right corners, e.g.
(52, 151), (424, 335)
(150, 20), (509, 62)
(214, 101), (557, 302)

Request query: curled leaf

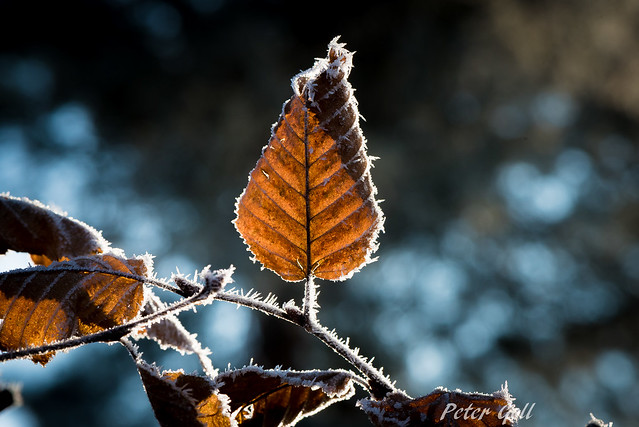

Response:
(0, 194), (109, 265)
(0, 253), (148, 364)
(137, 359), (233, 427)
(358, 383), (520, 427)
(234, 37), (383, 282)
(135, 290), (215, 375)
(217, 365), (356, 426)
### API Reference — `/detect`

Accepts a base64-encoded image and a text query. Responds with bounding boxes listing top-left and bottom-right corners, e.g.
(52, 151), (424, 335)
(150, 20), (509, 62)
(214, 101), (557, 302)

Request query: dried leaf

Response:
(358, 384), (520, 427)
(137, 359), (233, 427)
(217, 365), (355, 426)
(0, 253), (148, 364)
(0, 194), (109, 265)
(135, 290), (215, 375)
(234, 37), (383, 282)
(137, 291), (203, 354)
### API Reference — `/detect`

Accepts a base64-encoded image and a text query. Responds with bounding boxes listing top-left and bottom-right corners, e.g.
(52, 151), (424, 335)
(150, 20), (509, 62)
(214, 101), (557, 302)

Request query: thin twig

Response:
(214, 288), (402, 399)
(120, 336), (140, 360)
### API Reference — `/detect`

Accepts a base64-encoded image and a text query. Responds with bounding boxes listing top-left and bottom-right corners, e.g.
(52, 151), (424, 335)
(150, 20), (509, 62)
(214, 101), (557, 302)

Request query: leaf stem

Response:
(303, 276), (318, 324)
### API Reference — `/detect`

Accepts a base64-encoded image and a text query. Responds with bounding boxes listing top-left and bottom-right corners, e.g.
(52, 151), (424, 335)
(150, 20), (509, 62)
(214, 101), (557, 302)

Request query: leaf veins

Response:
(234, 37), (383, 282)
(0, 253), (148, 364)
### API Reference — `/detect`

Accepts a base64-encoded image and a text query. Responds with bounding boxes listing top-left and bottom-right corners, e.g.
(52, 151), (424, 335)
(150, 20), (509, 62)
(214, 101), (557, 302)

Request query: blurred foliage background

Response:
(1, 0), (638, 426)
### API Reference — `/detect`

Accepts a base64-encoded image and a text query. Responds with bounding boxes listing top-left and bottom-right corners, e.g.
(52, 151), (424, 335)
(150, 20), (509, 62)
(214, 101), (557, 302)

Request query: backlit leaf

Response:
(358, 384), (520, 427)
(234, 37), (383, 282)
(0, 194), (109, 265)
(217, 365), (356, 426)
(137, 359), (233, 427)
(0, 253), (148, 364)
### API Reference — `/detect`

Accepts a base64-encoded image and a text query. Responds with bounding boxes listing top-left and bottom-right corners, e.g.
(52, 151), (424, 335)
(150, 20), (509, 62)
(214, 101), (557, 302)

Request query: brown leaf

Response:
(0, 253), (148, 364)
(217, 365), (355, 426)
(358, 384), (520, 427)
(0, 194), (109, 265)
(234, 37), (383, 282)
(137, 360), (233, 427)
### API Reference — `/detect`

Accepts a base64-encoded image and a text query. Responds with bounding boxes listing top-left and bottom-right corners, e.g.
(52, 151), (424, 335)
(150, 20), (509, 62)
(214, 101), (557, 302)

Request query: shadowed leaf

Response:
(135, 290), (215, 375)
(137, 359), (233, 427)
(234, 37), (383, 282)
(136, 290), (205, 354)
(217, 365), (355, 426)
(0, 253), (148, 364)
(0, 194), (109, 265)
(358, 384), (519, 427)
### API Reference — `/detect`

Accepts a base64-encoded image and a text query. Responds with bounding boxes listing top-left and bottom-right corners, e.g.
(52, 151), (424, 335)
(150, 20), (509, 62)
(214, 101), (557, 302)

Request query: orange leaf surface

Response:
(234, 37), (383, 282)
(0, 194), (109, 265)
(358, 384), (520, 427)
(137, 360), (233, 427)
(217, 366), (355, 426)
(0, 253), (148, 364)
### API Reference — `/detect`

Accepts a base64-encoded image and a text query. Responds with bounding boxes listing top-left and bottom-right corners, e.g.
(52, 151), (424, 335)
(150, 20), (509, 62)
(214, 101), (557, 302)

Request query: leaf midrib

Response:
(303, 103), (312, 278)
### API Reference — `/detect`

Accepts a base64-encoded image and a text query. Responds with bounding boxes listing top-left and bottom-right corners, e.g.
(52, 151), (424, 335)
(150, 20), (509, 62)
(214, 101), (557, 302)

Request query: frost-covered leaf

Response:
(135, 290), (215, 375)
(0, 253), (148, 364)
(137, 359), (233, 427)
(217, 365), (355, 426)
(0, 194), (109, 265)
(358, 383), (519, 427)
(137, 290), (204, 354)
(234, 37), (383, 282)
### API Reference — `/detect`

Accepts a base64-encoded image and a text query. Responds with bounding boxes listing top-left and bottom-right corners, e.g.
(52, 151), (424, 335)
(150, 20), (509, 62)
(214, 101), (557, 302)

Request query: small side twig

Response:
(214, 287), (403, 399)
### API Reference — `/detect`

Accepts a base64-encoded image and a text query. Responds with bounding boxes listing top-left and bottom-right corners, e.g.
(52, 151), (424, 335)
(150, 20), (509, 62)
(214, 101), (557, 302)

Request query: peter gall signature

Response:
(440, 402), (535, 424)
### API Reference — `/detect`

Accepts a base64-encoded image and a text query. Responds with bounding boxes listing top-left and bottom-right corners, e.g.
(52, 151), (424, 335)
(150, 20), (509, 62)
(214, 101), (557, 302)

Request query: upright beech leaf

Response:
(137, 359), (233, 427)
(358, 384), (520, 427)
(0, 194), (109, 265)
(0, 253), (148, 364)
(234, 37), (383, 282)
(217, 365), (356, 426)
